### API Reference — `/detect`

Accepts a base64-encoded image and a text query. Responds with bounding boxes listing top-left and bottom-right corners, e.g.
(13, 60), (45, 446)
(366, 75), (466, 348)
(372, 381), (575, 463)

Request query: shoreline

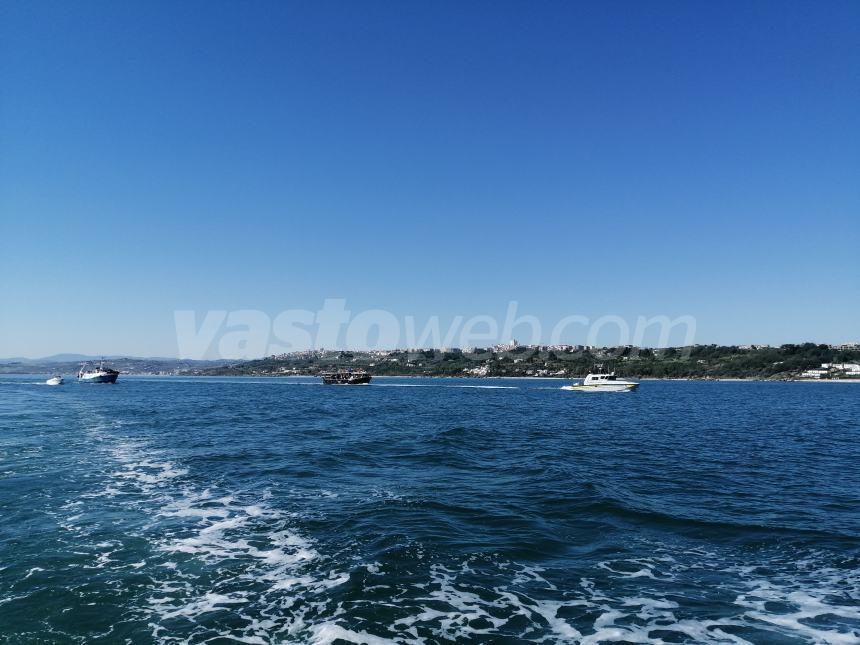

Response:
(5, 372), (860, 384)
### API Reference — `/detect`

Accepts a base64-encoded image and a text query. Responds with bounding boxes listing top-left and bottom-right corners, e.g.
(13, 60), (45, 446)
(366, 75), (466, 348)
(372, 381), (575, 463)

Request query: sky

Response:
(1, 1), (858, 358)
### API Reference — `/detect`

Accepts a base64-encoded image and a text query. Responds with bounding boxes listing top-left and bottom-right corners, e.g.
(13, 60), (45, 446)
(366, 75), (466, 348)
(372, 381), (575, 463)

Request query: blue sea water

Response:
(1, 375), (858, 644)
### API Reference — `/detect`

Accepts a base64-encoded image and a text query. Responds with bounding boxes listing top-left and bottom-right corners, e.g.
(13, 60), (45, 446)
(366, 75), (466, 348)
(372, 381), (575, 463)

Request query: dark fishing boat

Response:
(320, 368), (372, 385)
(78, 361), (120, 384)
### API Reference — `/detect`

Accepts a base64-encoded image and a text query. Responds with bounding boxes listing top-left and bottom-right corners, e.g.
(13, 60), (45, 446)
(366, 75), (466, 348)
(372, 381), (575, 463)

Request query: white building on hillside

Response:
(802, 363), (860, 378)
(800, 368), (829, 379)
(823, 363), (860, 374)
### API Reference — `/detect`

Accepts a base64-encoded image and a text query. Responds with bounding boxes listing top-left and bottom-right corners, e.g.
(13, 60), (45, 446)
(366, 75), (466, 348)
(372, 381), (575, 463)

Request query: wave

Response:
(66, 404), (351, 643)
(13, 400), (856, 644)
(586, 491), (860, 541)
(307, 549), (860, 644)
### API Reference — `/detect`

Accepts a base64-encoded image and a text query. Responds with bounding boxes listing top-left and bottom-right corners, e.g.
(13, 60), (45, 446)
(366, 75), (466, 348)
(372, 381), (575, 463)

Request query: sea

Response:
(1, 375), (858, 644)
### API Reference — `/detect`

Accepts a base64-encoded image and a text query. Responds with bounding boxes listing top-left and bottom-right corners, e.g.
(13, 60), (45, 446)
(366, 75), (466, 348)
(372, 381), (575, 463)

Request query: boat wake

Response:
(69, 406), (351, 643)
(373, 383), (519, 389)
(28, 402), (858, 644)
(303, 545), (860, 644)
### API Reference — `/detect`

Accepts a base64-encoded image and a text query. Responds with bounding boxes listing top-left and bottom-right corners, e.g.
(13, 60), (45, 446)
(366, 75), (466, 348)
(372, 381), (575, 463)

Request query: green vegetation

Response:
(7, 344), (854, 380)
(189, 343), (860, 380)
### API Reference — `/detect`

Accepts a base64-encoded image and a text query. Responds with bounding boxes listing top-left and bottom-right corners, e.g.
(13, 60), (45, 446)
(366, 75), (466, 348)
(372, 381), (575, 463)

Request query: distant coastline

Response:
(9, 343), (855, 382)
(182, 343), (860, 382)
(8, 373), (860, 385)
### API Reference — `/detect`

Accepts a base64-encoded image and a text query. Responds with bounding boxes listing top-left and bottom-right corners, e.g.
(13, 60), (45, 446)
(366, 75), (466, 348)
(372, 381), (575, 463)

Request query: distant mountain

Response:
(0, 354), (178, 363)
(0, 355), (234, 374)
(39, 354), (126, 363)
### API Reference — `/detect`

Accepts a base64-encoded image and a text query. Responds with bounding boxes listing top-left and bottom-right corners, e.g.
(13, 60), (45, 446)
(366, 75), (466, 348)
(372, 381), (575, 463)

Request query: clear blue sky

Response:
(1, 1), (858, 357)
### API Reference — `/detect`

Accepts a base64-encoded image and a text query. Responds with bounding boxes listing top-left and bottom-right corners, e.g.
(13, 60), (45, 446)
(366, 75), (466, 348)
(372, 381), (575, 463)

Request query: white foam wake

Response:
(68, 405), (860, 644)
(73, 406), (349, 644)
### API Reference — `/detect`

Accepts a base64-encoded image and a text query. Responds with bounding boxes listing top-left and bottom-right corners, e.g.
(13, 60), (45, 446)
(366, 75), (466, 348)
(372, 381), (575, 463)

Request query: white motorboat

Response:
(46, 375), (64, 386)
(562, 369), (638, 392)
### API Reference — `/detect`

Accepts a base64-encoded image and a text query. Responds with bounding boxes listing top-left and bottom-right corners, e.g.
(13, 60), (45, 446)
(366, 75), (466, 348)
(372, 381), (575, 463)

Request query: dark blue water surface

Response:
(1, 376), (858, 644)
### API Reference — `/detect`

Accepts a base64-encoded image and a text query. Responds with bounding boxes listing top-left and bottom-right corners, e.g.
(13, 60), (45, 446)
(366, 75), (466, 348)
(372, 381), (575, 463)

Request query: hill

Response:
(186, 343), (860, 380)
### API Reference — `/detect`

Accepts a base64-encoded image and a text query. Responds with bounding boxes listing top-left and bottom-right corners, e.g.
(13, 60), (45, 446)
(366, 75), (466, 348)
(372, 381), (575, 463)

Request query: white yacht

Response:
(562, 368), (638, 392)
(46, 375), (64, 386)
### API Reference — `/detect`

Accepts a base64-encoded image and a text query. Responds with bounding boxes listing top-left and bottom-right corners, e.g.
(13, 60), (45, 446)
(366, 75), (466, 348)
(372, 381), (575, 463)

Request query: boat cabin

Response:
(583, 372), (617, 385)
(321, 369), (372, 385)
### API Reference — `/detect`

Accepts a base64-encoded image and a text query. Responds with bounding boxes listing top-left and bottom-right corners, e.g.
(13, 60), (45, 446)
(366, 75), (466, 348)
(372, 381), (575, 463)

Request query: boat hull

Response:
(46, 377), (64, 386)
(78, 373), (119, 384)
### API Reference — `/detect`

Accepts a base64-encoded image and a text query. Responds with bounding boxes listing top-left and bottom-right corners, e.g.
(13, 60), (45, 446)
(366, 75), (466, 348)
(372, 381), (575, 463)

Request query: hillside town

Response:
(189, 341), (860, 381)
(6, 342), (858, 380)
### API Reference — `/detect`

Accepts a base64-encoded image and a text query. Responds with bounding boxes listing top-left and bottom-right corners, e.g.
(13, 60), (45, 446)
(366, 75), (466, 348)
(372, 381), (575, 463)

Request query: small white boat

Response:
(562, 369), (638, 392)
(46, 375), (64, 386)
